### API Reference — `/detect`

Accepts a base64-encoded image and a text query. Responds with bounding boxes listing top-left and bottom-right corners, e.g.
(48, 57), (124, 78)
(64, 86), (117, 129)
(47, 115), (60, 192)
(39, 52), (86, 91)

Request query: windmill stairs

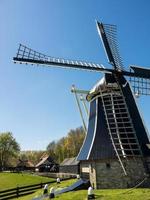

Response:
(99, 83), (142, 175)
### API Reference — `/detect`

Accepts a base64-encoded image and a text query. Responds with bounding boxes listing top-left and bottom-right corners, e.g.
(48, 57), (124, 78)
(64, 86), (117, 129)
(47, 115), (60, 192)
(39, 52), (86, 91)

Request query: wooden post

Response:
(16, 186), (19, 198)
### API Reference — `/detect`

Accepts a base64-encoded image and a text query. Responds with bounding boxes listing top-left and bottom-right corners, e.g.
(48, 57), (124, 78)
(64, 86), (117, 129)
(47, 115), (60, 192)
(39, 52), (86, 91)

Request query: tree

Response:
(47, 141), (56, 158)
(46, 126), (85, 163)
(0, 132), (20, 170)
(64, 127), (85, 158)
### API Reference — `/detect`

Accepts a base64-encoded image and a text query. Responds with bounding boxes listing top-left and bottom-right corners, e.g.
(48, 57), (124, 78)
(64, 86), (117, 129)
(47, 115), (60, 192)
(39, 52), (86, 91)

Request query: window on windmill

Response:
(106, 163), (111, 169)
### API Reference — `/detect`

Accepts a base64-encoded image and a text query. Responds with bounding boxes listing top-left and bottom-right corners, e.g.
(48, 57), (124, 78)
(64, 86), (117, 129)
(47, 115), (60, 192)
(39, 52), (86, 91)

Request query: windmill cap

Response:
(86, 74), (118, 101)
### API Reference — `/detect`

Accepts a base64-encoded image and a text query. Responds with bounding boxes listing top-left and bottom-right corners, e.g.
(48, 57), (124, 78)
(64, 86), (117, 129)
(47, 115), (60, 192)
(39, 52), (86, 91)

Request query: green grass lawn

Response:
(0, 172), (55, 190)
(1, 174), (150, 200)
(17, 179), (150, 200)
(48, 189), (150, 200)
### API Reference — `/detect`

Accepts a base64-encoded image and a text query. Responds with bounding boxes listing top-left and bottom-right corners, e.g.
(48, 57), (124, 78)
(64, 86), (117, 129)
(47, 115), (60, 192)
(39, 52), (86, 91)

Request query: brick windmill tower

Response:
(13, 21), (150, 188)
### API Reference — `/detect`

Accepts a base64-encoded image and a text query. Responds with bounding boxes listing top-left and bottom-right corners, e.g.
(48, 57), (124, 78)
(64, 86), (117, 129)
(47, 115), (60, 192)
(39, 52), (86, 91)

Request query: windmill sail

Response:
(13, 44), (150, 87)
(129, 66), (150, 95)
(96, 21), (123, 71)
(13, 44), (108, 73)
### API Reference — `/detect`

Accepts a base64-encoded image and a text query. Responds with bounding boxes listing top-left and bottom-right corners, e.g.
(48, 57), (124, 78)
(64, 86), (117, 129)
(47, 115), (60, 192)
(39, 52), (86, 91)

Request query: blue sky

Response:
(0, 0), (150, 150)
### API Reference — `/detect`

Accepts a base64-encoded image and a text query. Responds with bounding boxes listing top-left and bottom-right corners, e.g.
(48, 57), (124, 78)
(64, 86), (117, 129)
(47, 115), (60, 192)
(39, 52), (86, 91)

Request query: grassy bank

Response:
(57, 188), (150, 200)
(1, 174), (150, 200)
(17, 179), (150, 200)
(0, 172), (55, 190)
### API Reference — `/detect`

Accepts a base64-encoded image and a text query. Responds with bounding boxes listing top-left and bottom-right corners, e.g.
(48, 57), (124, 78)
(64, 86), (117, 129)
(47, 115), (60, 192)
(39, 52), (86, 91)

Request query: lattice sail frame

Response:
(96, 22), (124, 71)
(103, 24), (124, 70)
(15, 44), (105, 72)
(129, 66), (150, 95)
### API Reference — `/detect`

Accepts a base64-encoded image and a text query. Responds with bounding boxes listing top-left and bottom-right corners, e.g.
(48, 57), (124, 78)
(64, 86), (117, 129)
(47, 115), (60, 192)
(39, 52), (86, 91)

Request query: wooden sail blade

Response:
(13, 44), (113, 74)
(130, 65), (150, 78)
(96, 21), (124, 71)
(129, 65), (150, 95)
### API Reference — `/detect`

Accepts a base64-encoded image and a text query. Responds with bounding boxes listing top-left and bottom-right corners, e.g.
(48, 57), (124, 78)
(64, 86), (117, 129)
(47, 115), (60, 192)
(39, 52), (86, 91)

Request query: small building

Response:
(16, 159), (34, 171)
(59, 157), (80, 174)
(36, 155), (58, 172)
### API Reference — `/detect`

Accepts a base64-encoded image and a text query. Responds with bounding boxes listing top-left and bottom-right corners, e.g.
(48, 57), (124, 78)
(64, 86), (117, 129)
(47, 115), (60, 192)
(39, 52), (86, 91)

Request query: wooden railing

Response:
(0, 181), (55, 200)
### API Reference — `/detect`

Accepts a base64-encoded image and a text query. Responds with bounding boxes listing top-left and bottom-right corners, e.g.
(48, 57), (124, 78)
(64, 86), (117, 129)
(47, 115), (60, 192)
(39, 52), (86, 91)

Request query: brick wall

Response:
(80, 158), (150, 189)
(59, 165), (80, 174)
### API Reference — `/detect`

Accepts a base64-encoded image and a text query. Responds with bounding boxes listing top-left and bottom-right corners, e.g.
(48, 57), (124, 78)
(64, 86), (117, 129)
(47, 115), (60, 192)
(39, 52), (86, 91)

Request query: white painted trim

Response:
(87, 98), (98, 159)
(76, 98), (91, 160)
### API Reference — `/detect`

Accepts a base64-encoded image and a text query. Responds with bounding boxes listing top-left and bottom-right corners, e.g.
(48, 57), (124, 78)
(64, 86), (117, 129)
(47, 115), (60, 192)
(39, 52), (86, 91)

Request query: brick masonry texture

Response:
(80, 158), (150, 189)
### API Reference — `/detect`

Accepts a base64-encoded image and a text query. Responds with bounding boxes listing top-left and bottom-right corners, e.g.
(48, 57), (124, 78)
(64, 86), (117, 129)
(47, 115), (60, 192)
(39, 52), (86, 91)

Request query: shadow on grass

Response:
(95, 194), (104, 199)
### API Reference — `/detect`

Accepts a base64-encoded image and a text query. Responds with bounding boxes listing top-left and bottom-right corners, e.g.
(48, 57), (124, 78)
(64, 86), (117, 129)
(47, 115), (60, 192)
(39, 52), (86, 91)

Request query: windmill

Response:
(13, 21), (150, 188)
